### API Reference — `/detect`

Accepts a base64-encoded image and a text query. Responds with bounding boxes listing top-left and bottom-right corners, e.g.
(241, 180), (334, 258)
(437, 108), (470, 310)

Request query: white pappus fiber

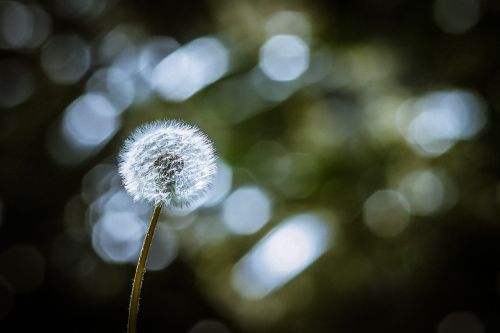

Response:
(118, 120), (217, 207)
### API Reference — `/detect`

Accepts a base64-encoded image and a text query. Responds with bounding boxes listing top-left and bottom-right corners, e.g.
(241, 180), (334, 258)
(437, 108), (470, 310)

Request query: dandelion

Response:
(118, 120), (216, 333)
(119, 120), (216, 206)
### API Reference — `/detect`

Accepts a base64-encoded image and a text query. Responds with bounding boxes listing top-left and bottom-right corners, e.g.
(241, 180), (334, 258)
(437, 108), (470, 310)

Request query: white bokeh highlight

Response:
(232, 213), (330, 299)
(62, 93), (121, 149)
(92, 211), (145, 263)
(222, 186), (272, 235)
(152, 37), (229, 101)
(259, 34), (310, 82)
(89, 186), (178, 271)
(399, 90), (486, 157)
(0, 2), (51, 50)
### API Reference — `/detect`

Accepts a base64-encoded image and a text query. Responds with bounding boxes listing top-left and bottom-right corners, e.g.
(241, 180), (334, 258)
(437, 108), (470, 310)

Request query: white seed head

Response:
(118, 120), (217, 207)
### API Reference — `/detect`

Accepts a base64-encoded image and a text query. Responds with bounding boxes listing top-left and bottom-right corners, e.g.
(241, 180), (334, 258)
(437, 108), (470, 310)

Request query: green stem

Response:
(128, 204), (163, 333)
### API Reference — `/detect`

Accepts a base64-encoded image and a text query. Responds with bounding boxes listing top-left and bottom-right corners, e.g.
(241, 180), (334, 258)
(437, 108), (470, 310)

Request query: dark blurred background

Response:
(1, 0), (500, 332)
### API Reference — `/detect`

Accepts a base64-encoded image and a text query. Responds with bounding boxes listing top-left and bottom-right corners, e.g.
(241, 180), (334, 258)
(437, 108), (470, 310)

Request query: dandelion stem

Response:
(128, 204), (162, 333)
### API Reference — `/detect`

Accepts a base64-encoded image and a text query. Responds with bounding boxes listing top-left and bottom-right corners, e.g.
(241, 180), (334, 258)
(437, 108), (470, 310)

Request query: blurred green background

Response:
(1, 0), (500, 332)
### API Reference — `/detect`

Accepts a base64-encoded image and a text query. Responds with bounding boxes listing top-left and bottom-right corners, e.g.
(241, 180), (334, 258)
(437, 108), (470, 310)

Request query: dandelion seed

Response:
(118, 120), (217, 207)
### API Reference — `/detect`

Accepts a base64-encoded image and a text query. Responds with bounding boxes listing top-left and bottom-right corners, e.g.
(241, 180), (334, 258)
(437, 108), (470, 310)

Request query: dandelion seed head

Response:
(118, 120), (217, 207)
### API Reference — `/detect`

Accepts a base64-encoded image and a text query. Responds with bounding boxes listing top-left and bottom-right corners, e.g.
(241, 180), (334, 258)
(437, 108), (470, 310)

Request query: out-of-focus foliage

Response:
(1, 0), (500, 332)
